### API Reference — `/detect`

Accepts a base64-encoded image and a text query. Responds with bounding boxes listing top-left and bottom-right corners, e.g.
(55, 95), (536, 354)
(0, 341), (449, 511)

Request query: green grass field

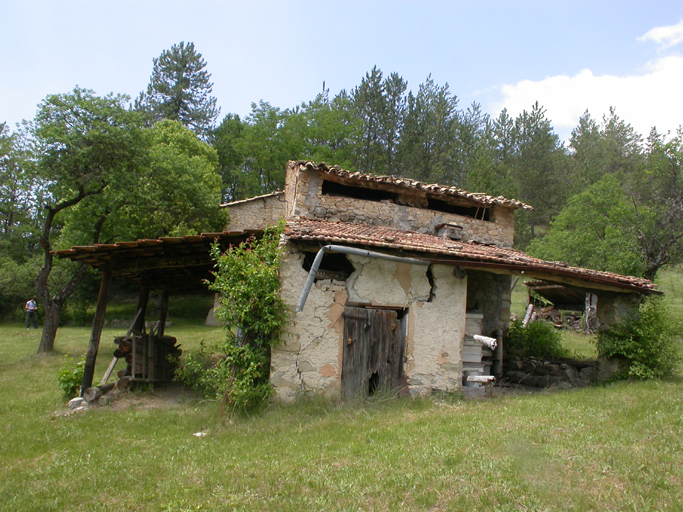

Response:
(1, 273), (682, 511)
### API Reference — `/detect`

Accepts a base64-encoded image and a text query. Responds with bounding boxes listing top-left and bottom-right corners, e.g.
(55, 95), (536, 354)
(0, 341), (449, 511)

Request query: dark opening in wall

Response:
(321, 179), (491, 221)
(426, 266), (436, 302)
(302, 251), (355, 281)
(322, 180), (395, 202)
(427, 197), (490, 221)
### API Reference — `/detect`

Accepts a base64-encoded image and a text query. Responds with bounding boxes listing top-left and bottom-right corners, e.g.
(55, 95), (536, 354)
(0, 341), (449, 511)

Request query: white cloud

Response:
(638, 19), (683, 50)
(491, 55), (683, 142)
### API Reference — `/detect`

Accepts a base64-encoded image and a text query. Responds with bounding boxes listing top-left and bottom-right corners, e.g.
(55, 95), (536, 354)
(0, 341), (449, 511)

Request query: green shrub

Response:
(176, 222), (286, 414)
(172, 341), (219, 397)
(57, 356), (85, 398)
(596, 296), (681, 379)
(506, 319), (570, 358)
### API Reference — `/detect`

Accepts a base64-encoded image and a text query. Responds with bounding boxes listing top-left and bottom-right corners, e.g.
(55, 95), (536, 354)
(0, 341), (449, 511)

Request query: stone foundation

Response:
(504, 356), (626, 389)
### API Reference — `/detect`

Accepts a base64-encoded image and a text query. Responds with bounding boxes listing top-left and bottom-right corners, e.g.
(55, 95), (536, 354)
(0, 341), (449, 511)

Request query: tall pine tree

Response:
(137, 41), (219, 138)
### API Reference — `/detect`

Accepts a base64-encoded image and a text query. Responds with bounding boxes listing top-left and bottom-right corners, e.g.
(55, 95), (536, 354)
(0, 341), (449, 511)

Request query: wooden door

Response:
(341, 307), (404, 399)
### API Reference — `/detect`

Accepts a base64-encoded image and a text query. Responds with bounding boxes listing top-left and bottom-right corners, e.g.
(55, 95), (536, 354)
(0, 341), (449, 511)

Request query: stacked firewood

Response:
(81, 335), (182, 405)
(517, 305), (584, 330)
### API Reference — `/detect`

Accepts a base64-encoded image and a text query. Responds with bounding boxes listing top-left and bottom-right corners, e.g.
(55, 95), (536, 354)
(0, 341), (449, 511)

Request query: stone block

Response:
(68, 397), (86, 410)
(297, 360), (315, 373)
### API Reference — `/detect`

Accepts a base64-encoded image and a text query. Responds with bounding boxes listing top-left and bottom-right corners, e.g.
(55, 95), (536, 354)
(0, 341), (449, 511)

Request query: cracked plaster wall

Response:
(271, 245), (468, 400)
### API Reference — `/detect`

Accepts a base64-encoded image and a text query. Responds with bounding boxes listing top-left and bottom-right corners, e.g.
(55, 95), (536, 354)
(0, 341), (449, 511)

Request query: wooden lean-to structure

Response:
(54, 230), (261, 398)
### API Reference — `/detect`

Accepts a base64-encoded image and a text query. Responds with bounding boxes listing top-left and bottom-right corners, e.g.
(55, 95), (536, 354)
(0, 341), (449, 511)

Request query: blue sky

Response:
(2, 1), (682, 142)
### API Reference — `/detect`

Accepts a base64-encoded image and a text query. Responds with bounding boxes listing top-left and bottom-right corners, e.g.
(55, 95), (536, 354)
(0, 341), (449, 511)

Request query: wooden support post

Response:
(522, 304), (535, 327)
(493, 329), (504, 378)
(158, 290), (169, 337)
(100, 357), (119, 385)
(133, 286), (150, 334)
(81, 272), (112, 394)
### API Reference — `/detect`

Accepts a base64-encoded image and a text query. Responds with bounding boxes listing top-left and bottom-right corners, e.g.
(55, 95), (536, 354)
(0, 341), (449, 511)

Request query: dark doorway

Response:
(341, 306), (406, 399)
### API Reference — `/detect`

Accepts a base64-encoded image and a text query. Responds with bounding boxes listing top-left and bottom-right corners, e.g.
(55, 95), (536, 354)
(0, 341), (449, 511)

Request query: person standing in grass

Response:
(24, 298), (38, 329)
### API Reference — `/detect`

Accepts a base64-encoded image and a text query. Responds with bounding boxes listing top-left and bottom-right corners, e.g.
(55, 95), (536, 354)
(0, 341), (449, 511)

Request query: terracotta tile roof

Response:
(285, 218), (656, 293)
(292, 160), (534, 211)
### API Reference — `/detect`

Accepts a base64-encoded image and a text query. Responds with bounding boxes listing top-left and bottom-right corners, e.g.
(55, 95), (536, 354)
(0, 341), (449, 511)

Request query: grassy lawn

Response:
(0, 273), (682, 511)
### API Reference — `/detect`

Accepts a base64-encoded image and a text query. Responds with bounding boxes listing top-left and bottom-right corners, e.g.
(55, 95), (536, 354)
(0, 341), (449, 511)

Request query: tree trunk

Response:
(34, 204), (106, 354)
(37, 301), (63, 353)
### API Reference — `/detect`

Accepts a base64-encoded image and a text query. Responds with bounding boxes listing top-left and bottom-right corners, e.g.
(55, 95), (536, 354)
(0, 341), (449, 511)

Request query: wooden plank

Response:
(100, 357), (119, 385)
(342, 307), (370, 399)
(158, 291), (169, 337)
(133, 286), (149, 334)
(342, 307), (404, 399)
(463, 353), (484, 363)
(81, 272), (111, 394)
(465, 317), (483, 336)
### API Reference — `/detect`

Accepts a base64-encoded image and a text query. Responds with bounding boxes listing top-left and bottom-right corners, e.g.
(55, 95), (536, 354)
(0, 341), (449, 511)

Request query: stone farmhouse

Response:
(57, 160), (656, 399)
(223, 161), (656, 400)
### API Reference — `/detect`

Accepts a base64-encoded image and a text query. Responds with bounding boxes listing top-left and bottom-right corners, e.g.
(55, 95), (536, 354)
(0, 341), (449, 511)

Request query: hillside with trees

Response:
(1, 42), (682, 352)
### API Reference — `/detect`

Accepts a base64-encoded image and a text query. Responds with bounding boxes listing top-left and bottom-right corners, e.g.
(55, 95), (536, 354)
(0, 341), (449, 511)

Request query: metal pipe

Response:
(296, 245), (429, 312)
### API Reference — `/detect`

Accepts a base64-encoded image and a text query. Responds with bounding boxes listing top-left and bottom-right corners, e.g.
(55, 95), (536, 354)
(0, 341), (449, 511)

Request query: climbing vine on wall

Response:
(175, 221), (287, 413)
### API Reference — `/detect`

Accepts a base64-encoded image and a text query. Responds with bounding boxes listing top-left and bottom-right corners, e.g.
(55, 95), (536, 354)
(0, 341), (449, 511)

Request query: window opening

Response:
(302, 251), (354, 281)
(321, 179), (491, 221)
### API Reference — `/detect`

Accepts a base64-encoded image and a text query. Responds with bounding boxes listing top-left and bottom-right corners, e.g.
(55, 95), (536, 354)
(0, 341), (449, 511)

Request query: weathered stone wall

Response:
(596, 292), (642, 332)
(291, 168), (515, 247)
(224, 192), (286, 231)
(271, 245), (468, 400)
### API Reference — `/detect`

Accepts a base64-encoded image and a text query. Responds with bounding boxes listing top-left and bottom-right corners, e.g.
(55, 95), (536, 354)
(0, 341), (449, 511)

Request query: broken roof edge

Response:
(220, 191), (284, 208)
(288, 160), (534, 211)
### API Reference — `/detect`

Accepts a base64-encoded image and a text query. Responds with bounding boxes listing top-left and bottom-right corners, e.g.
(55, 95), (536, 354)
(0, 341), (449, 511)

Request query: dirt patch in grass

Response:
(106, 382), (200, 410)
(58, 382), (202, 416)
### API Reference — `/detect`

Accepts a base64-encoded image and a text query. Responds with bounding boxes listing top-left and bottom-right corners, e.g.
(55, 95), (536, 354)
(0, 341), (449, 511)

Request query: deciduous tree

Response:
(31, 88), (144, 352)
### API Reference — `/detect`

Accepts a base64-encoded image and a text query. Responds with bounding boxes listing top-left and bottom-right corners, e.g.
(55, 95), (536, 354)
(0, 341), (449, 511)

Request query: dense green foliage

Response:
(111, 119), (224, 238)
(174, 341), (272, 408)
(529, 113), (683, 280)
(596, 296), (682, 379)
(528, 175), (643, 275)
(24, 88), (225, 352)
(506, 319), (570, 358)
(209, 222), (287, 346)
(176, 223), (287, 413)
(31, 88), (147, 352)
